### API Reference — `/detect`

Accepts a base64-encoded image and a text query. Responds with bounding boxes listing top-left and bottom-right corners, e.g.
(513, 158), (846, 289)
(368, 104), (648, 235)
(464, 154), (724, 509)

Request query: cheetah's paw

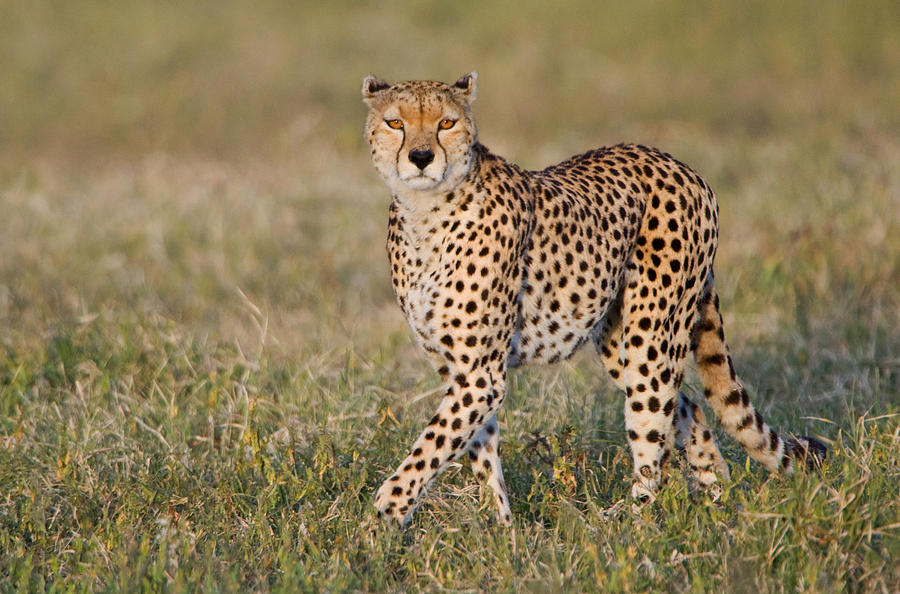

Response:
(374, 479), (417, 527)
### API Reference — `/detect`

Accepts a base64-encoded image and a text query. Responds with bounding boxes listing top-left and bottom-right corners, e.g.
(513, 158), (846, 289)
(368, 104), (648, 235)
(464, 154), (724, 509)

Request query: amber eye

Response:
(385, 119), (404, 130)
(439, 118), (456, 130)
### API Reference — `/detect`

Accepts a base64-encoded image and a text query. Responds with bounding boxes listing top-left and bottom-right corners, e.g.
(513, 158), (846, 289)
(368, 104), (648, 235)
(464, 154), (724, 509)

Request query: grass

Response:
(1, 0), (899, 591)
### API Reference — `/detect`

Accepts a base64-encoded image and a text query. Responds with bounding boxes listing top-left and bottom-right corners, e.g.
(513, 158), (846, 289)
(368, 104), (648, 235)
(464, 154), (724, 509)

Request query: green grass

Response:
(1, 1), (899, 591)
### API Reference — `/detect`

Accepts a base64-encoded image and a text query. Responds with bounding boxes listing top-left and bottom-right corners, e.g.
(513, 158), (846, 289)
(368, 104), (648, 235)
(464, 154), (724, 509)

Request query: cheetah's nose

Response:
(408, 149), (434, 170)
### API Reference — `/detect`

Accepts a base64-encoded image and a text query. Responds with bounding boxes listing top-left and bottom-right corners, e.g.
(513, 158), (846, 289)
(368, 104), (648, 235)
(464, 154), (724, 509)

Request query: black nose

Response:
(408, 149), (434, 170)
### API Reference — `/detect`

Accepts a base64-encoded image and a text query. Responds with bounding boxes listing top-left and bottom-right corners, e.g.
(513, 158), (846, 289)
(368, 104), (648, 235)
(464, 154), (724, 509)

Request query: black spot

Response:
(648, 397), (660, 412)
(701, 354), (725, 366)
(725, 389), (742, 406)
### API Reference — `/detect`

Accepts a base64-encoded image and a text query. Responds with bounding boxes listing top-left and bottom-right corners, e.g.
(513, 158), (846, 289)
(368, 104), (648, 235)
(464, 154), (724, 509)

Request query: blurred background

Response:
(1, 0), (898, 416)
(1, 2), (898, 588)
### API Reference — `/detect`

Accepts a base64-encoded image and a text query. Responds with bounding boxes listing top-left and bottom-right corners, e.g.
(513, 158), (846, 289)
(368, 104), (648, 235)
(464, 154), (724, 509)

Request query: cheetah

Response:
(362, 73), (826, 526)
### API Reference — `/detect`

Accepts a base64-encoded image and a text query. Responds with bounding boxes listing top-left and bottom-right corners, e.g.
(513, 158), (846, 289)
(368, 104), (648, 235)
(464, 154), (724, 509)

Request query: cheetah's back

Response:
(511, 144), (717, 367)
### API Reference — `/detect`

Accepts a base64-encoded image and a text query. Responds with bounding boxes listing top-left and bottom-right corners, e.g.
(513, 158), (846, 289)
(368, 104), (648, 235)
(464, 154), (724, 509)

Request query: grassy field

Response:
(1, 1), (899, 591)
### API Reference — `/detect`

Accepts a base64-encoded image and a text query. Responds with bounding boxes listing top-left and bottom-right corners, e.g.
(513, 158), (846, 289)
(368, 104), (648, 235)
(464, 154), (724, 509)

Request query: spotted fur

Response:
(362, 73), (826, 526)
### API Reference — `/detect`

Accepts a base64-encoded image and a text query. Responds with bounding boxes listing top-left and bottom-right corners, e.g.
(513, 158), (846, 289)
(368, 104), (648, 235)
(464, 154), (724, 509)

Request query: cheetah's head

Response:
(362, 73), (478, 195)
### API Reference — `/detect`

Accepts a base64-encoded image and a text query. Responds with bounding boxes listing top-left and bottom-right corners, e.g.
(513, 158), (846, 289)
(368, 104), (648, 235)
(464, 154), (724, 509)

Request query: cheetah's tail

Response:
(690, 278), (827, 473)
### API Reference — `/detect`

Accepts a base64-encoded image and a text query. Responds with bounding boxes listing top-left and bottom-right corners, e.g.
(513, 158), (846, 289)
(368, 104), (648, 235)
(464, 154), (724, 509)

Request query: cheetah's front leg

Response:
(467, 413), (512, 525)
(374, 367), (506, 525)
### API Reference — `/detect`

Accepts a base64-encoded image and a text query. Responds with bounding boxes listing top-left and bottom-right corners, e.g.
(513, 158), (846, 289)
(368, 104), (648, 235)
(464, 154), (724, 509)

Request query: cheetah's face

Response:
(362, 74), (478, 194)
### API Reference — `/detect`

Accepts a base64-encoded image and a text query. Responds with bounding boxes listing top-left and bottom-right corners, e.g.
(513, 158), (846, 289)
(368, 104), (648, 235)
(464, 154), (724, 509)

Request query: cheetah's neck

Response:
(391, 145), (510, 244)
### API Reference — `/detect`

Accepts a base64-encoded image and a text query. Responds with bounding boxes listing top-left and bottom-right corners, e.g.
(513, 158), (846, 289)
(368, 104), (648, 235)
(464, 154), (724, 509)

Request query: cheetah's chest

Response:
(388, 204), (483, 352)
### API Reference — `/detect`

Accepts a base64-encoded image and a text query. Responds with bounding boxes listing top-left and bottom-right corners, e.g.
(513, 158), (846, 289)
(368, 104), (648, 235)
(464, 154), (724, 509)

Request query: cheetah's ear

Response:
(452, 72), (477, 103)
(362, 75), (390, 105)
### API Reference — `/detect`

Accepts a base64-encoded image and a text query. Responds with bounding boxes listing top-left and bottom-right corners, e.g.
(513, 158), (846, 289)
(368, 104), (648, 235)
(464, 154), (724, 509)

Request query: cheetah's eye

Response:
(438, 118), (456, 130)
(385, 119), (404, 130)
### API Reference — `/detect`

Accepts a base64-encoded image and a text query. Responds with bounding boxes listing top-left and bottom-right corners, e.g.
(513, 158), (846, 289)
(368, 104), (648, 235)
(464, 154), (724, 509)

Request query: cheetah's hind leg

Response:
(592, 304), (731, 494)
(674, 394), (730, 493)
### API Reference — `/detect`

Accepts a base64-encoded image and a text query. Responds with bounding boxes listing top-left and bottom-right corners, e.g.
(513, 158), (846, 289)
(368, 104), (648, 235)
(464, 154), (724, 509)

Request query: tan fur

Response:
(362, 74), (826, 526)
